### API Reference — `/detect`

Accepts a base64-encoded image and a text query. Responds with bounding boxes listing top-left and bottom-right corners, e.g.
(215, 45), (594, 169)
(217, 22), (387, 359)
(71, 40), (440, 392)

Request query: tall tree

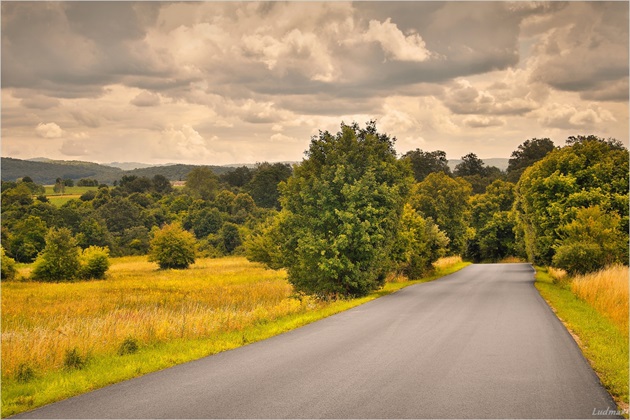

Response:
(410, 172), (472, 255)
(270, 122), (413, 298)
(453, 153), (487, 177)
(401, 149), (451, 182)
(185, 167), (219, 201)
(245, 163), (292, 209)
(506, 138), (556, 182)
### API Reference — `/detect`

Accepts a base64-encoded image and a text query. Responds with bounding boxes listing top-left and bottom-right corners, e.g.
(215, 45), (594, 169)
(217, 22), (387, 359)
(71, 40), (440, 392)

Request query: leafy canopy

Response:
(273, 121), (413, 298)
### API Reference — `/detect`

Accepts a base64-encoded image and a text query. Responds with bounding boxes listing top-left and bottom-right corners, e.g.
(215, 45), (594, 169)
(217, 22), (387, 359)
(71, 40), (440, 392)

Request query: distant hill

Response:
(2, 157), (124, 185)
(105, 162), (158, 171)
(1, 158), (235, 185)
(447, 158), (509, 172)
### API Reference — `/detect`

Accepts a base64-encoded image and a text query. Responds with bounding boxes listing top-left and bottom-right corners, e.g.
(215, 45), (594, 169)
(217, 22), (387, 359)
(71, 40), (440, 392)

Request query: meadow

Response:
(43, 185), (98, 206)
(1, 255), (468, 416)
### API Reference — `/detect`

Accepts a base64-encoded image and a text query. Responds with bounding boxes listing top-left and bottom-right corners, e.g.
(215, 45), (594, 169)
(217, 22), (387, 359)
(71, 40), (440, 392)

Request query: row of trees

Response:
(1, 162), (293, 270)
(2, 123), (627, 297)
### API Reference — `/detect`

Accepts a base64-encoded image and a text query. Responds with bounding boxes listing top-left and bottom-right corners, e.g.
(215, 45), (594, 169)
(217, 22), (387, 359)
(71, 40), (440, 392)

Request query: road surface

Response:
(15, 264), (619, 419)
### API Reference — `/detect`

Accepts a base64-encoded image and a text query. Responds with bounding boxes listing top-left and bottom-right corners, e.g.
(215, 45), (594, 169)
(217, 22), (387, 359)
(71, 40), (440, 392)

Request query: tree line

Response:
(2, 123), (628, 299)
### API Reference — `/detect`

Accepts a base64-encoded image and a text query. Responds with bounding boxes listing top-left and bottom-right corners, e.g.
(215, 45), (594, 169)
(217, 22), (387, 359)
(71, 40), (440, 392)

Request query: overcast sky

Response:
(1, 1), (628, 166)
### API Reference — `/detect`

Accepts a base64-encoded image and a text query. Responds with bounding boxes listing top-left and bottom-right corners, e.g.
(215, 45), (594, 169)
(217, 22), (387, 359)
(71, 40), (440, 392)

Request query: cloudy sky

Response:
(1, 1), (628, 166)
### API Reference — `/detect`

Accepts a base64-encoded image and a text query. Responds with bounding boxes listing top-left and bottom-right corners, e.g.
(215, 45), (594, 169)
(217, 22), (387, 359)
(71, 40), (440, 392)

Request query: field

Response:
(43, 185), (98, 206)
(1, 255), (469, 416)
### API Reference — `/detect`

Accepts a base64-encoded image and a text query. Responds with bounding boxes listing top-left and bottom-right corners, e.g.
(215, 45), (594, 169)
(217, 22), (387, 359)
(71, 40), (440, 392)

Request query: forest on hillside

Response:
(2, 123), (628, 298)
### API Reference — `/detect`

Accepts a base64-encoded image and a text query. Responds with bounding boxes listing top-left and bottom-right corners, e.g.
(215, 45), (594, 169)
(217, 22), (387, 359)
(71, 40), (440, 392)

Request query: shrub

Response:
(117, 337), (139, 356)
(63, 348), (85, 370)
(16, 363), (35, 383)
(79, 246), (110, 279)
(149, 223), (197, 269)
(1, 247), (17, 280)
(32, 228), (80, 282)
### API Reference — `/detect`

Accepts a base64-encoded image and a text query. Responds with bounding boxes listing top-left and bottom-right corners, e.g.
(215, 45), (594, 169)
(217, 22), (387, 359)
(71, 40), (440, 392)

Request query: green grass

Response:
(43, 186), (98, 207)
(1, 260), (469, 417)
(535, 267), (629, 413)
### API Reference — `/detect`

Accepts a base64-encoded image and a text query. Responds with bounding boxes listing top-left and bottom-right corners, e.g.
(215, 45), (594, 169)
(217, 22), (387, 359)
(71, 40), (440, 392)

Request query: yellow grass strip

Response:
(570, 265), (629, 336)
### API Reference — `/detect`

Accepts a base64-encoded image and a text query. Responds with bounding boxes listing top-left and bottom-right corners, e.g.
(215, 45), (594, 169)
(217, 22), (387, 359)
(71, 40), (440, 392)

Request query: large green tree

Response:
(506, 138), (556, 182)
(515, 136), (628, 266)
(400, 149), (451, 182)
(271, 122), (413, 298)
(467, 180), (517, 262)
(410, 172), (472, 255)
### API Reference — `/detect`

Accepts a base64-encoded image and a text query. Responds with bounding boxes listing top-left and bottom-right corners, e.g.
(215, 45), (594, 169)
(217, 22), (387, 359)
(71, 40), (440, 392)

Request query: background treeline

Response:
(2, 125), (628, 298)
(1, 162), (292, 265)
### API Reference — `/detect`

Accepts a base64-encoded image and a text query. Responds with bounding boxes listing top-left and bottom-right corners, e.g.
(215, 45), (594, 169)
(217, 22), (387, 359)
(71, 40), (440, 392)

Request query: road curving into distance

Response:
(14, 264), (620, 419)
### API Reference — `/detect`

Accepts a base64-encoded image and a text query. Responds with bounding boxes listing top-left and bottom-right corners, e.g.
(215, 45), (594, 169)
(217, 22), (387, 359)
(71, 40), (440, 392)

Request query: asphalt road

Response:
(15, 264), (620, 419)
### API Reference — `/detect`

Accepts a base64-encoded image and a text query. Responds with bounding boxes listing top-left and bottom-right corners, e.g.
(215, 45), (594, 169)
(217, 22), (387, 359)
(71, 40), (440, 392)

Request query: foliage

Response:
(466, 180), (518, 262)
(149, 223), (197, 269)
(3, 215), (48, 263)
(274, 122), (413, 298)
(183, 207), (223, 239)
(32, 228), (81, 282)
(395, 204), (449, 279)
(506, 138), (556, 182)
(63, 348), (86, 370)
(401, 149), (451, 182)
(219, 222), (242, 254)
(552, 206), (626, 275)
(515, 137), (628, 266)
(245, 162), (293, 209)
(185, 167), (219, 201)
(411, 172), (472, 255)
(453, 152), (487, 177)
(79, 246), (110, 279)
(1, 246), (17, 280)
(1, 183), (34, 207)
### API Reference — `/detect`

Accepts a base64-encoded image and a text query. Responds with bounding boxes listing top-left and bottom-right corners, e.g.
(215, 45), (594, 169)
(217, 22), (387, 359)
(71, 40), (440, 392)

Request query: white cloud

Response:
(35, 122), (63, 138)
(156, 125), (215, 160)
(463, 116), (505, 128)
(538, 103), (617, 129)
(363, 18), (432, 62)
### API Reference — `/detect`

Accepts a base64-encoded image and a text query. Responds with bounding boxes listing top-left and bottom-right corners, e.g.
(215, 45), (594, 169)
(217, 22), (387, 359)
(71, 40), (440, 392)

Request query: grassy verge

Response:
(534, 267), (629, 413)
(1, 258), (469, 417)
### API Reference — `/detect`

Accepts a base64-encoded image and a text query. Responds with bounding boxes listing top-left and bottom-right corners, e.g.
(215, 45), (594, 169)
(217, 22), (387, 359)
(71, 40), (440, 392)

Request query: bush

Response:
(32, 228), (80, 282)
(63, 348), (85, 370)
(117, 337), (139, 356)
(1, 247), (17, 280)
(79, 246), (110, 279)
(149, 223), (197, 269)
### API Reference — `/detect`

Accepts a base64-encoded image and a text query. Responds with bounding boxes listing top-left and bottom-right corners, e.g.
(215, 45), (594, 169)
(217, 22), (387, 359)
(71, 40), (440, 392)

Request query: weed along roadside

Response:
(534, 267), (629, 415)
(0, 255), (469, 417)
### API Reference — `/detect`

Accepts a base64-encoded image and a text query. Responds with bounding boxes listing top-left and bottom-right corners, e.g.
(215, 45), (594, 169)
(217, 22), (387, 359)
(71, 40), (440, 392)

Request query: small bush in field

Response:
(1, 247), (17, 280)
(117, 337), (139, 356)
(16, 363), (35, 383)
(32, 228), (80, 282)
(79, 246), (110, 279)
(63, 348), (85, 370)
(149, 223), (197, 269)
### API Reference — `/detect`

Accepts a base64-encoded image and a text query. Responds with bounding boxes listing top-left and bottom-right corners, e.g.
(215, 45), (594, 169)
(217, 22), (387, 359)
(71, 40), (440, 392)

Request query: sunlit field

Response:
(1, 257), (317, 380)
(571, 265), (629, 336)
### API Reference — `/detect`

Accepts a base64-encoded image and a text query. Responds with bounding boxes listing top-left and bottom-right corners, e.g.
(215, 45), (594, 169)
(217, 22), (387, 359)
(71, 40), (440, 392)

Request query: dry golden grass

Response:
(499, 256), (526, 263)
(548, 266), (568, 284)
(432, 255), (463, 270)
(1, 256), (321, 380)
(571, 265), (629, 336)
